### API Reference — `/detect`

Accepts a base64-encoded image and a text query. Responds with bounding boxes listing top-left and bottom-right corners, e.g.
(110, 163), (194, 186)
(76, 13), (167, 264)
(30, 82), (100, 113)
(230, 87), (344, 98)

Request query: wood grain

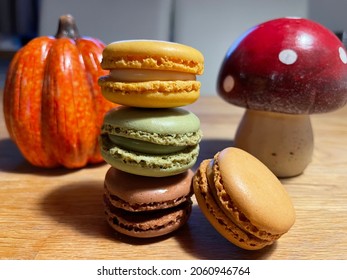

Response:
(1, 92), (347, 260)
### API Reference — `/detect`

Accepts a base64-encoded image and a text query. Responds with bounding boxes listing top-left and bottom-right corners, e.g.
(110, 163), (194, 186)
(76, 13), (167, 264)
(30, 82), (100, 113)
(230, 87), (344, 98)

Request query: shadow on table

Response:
(175, 205), (277, 260)
(41, 179), (114, 239)
(0, 137), (106, 176)
(41, 180), (276, 259)
(40, 138), (258, 258)
(41, 179), (186, 245)
(0, 137), (232, 175)
(194, 138), (234, 171)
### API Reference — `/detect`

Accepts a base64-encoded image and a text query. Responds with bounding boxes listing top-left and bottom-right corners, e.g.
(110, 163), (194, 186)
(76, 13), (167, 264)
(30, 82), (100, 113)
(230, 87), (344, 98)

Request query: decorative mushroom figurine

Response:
(217, 17), (347, 177)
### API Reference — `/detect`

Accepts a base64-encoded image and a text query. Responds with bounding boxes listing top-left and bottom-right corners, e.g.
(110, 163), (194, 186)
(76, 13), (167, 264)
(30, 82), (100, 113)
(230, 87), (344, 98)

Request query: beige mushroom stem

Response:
(234, 109), (314, 178)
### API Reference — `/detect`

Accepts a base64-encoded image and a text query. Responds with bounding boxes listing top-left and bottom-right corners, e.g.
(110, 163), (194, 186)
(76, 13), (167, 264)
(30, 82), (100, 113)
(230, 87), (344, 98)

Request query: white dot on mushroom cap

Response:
(279, 49), (298, 65)
(339, 47), (347, 64)
(223, 75), (235, 92)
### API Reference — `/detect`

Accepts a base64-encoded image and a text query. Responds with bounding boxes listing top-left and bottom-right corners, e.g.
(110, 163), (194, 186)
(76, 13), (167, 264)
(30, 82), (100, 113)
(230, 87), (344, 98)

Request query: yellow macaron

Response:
(98, 40), (204, 108)
(192, 147), (296, 250)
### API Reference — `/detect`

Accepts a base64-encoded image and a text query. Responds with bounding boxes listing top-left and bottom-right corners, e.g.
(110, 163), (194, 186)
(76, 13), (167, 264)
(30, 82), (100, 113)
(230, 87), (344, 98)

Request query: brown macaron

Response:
(104, 167), (194, 238)
(193, 147), (295, 250)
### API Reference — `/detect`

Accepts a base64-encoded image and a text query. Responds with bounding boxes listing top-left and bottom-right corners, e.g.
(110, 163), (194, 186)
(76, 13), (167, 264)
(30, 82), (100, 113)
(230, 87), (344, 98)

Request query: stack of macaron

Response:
(98, 40), (204, 238)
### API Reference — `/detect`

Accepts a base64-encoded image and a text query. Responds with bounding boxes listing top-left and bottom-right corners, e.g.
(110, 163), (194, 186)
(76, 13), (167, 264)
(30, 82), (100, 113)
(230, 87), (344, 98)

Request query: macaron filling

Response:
(108, 134), (186, 155)
(110, 69), (196, 82)
(106, 189), (191, 212)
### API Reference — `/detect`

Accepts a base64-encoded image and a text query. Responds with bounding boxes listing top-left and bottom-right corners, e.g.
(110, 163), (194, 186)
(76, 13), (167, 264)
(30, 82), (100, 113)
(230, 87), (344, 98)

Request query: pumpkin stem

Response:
(55, 14), (80, 39)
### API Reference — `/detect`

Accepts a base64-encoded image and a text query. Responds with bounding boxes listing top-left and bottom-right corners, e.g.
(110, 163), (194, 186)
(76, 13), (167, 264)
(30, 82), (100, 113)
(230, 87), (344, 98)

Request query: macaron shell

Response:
(98, 78), (200, 108)
(101, 40), (204, 75)
(193, 159), (272, 250)
(100, 138), (199, 177)
(104, 167), (193, 211)
(103, 106), (201, 137)
(217, 148), (296, 235)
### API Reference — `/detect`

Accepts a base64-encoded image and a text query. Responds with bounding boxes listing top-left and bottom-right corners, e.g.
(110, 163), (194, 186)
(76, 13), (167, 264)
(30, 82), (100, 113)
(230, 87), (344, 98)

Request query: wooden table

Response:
(1, 92), (347, 260)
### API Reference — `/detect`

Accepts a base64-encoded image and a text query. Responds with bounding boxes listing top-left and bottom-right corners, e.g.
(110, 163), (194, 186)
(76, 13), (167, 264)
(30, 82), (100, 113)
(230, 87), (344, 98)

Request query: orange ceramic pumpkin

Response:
(3, 15), (115, 168)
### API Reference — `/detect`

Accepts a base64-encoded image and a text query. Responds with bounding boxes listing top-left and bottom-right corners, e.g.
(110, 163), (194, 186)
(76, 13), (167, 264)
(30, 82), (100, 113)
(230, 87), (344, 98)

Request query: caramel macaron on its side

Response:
(193, 147), (296, 250)
(98, 40), (204, 108)
(104, 167), (194, 238)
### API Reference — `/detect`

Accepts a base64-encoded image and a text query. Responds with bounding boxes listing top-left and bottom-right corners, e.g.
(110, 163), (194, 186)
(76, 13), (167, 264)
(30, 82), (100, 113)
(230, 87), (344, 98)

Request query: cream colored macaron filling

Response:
(110, 69), (196, 82)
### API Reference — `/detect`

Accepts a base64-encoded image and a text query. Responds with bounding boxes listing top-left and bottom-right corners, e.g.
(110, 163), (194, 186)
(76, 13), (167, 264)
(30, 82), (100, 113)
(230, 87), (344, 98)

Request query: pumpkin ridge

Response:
(76, 38), (115, 163)
(9, 38), (58, 167)
(3, 48), (22, 138)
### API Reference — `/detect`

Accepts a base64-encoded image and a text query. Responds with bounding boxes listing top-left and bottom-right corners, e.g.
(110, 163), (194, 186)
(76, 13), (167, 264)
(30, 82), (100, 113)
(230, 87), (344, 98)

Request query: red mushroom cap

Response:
(217, 17), (347, 114)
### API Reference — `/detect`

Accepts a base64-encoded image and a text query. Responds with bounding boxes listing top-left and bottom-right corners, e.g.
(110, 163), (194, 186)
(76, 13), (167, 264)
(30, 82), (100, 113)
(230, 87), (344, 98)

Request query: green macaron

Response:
(99, 106), (202, 177)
